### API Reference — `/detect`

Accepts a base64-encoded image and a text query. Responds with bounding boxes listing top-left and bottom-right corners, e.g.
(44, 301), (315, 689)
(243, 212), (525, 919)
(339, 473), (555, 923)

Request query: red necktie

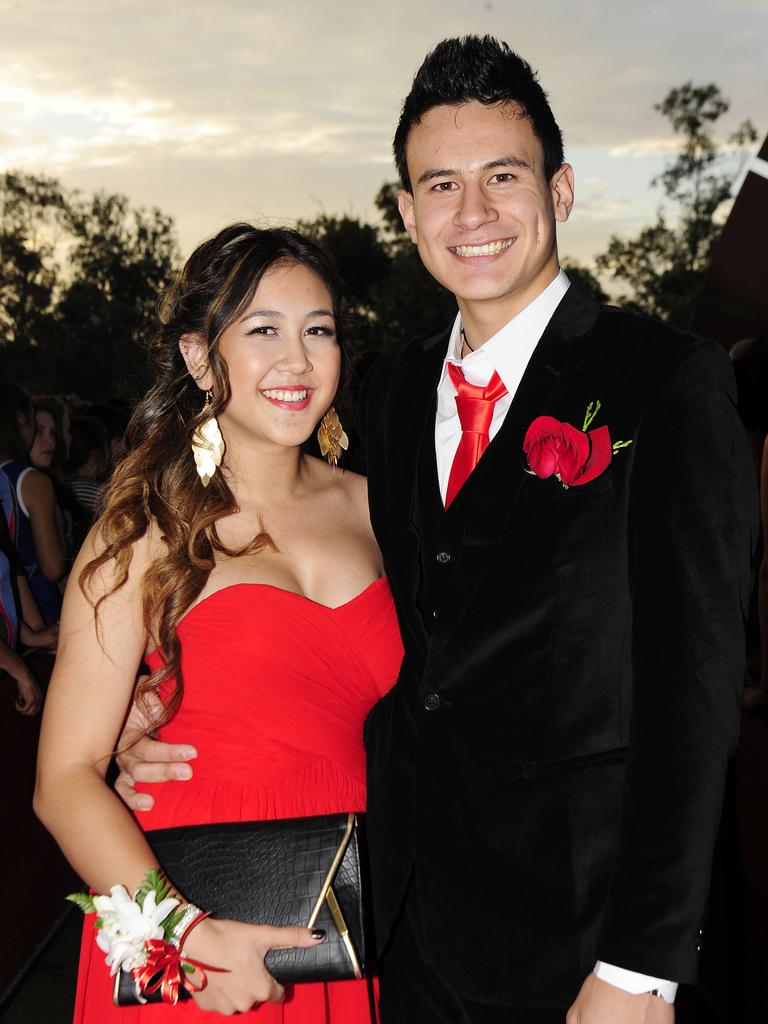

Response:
(445, 363), (508, 507)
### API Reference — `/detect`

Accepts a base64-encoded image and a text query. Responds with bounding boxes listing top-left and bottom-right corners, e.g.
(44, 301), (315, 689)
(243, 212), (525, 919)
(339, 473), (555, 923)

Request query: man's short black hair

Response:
(394, 35), (564, 192)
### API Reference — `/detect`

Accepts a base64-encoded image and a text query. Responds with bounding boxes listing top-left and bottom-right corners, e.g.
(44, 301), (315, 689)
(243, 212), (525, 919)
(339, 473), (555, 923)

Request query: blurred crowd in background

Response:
(0, 382), (129, 714)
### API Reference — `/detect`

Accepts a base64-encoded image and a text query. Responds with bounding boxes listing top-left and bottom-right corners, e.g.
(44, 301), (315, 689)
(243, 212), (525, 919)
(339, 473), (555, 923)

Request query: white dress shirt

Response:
(433, 268), (677, 1004)
(435, 270), (570, 504)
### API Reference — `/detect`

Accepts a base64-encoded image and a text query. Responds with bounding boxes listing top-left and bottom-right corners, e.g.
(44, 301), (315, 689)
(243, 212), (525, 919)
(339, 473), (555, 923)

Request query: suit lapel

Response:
(425, 286), (600, 674)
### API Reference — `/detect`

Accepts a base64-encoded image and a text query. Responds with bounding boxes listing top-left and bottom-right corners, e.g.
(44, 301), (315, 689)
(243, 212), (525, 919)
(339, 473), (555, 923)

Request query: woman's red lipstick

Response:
(259, 385), (314, 411)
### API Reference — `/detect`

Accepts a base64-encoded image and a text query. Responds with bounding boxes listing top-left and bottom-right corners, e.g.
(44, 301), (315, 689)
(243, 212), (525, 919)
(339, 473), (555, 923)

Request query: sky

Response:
(1, 0), (766, 266)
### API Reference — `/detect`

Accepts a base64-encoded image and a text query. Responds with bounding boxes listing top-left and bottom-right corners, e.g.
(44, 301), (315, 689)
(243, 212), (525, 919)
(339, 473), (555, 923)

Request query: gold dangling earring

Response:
(317, 406), (349, 469)
(191, 391), (225, 486)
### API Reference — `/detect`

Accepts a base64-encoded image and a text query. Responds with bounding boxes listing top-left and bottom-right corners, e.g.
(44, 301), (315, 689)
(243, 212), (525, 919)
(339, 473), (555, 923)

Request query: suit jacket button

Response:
(436, 551), (452, 564)
(424, 692), (441, 711)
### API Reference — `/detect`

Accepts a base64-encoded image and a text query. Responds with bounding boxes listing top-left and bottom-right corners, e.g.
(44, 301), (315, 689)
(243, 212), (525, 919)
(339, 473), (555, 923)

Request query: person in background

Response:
(0, 471), (58, 714)
(0, 471), (40, 715)
(30, 398), (68, 477)
(0, 383), (68, 625)
(31, 394), (80, 564)
(88, 402), (130, 469)
(758, 434), (768, 706)
(65, 416), (111, 550)
(730, 334), (768, 709)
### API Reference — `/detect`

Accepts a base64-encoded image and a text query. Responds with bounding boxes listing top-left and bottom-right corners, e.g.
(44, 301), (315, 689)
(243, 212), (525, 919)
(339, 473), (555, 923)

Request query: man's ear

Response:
(397, 189), (418, 244)
(179, 333), (214, 391)
(551, 164), (575, 223)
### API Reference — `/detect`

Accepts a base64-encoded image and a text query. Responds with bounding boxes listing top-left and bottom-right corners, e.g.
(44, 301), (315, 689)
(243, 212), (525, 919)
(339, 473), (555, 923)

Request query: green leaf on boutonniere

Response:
(182, 962), (196, 974)
(66, 892), (96, 915)
(612, 439), (633, 453)
(582, 399), (601, 431)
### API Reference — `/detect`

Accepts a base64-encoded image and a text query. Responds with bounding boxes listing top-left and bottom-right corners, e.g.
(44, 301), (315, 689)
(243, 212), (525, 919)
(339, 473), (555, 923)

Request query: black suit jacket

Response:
(360, 284), (756, 1008)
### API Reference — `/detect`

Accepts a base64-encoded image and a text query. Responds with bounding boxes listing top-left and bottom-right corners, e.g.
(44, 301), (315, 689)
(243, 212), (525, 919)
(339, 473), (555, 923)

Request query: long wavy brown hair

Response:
(80, 224), (346, 728)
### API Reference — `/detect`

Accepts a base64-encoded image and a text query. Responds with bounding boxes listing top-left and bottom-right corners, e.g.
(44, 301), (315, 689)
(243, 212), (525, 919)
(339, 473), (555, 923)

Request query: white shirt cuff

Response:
(594, 961), (678, 1003)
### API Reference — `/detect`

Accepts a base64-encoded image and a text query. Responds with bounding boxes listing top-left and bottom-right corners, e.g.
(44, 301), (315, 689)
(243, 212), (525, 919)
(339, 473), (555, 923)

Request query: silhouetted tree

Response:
(55, 193), (179, 398)
(596, 83), (757, 327)
(299, 193), (454, 354)
(0, 172), (179, 400)
(560, 260), (608, 303)
(0, 172), (66, 349)
(372, 183), (455, 340)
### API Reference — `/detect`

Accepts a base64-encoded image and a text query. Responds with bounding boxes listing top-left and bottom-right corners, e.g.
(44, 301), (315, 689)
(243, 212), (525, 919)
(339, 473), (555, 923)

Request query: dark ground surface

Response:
(0, 909), (78, 1023)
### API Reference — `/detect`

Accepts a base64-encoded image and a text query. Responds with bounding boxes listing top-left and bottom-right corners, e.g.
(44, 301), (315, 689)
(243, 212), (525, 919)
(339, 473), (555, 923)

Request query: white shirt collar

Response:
(440, 269), (571, 392)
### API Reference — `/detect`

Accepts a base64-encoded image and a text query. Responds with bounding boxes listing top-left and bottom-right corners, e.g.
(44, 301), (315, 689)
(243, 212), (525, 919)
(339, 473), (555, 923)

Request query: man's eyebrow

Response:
(416, 156), (531, 186)
(416, 167), (458, 185)
(483, 156), (531, 172)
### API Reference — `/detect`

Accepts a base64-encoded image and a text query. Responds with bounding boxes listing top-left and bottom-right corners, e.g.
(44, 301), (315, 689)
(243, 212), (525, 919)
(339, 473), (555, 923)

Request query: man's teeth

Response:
(263, 389), (308, 402)
(453, 238), (514, 257)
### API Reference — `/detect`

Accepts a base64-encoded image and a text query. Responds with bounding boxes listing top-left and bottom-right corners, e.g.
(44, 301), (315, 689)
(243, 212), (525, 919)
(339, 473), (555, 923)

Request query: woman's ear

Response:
(179, 333), (214, 391)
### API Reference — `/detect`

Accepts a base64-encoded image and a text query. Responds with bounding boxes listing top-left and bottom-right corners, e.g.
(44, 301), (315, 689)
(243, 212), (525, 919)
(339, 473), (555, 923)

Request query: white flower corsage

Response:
(68, 869), (222, 1004)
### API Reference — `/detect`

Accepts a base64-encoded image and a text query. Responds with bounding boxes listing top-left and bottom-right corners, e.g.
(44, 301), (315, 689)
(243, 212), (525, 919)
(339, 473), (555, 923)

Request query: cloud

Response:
(609, 138), (682, 159)
(1, 0), (765, 261)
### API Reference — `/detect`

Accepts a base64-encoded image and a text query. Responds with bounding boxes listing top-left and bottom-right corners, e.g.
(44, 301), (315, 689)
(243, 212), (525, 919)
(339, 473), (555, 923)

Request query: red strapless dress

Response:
(73, 578), (403, 1023)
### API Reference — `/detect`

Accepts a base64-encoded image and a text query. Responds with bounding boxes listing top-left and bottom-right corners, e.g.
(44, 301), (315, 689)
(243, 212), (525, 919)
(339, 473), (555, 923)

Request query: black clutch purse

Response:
(115, 812), (365, 1006)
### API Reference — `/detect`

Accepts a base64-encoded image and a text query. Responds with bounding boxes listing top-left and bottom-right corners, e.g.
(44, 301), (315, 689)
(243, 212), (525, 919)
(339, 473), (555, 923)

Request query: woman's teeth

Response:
(263, 389), (308, 402)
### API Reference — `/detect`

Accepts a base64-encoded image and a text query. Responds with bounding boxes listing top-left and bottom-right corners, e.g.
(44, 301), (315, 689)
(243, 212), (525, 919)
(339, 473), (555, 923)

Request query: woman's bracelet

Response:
(170, 903), (209, 947)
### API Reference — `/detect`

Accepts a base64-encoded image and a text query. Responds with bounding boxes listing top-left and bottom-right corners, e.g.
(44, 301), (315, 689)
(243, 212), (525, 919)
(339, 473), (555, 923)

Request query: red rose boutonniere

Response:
(523, 400), (633, 489)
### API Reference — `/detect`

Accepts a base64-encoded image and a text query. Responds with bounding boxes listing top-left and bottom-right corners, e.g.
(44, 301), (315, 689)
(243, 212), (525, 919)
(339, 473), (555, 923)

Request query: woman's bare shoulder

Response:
(76, 515), (164, 597)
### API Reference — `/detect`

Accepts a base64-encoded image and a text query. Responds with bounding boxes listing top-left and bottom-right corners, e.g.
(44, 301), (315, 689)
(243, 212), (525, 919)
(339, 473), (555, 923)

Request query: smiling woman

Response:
(180, 260), (342, 462)
(34, 223), (403, 1021)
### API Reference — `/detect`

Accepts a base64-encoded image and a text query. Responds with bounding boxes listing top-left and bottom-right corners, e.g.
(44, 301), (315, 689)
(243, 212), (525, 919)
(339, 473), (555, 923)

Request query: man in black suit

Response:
(117, 36), (754, 1023)
(357, 36), (754, 1023)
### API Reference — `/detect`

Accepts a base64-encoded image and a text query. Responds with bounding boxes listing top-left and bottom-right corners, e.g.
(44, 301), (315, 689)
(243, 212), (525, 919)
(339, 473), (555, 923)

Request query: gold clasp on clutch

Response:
(306, 812), (362, 979)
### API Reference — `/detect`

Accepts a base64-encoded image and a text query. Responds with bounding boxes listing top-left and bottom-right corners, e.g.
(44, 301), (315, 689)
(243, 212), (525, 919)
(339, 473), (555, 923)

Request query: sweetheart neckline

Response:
(181, 575), (388, 622)
(144, 577), (389, 662)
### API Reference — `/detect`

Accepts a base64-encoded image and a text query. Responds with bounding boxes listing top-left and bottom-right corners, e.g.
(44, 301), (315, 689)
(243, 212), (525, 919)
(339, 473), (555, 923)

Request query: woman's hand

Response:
(182, 917), (326, 1015)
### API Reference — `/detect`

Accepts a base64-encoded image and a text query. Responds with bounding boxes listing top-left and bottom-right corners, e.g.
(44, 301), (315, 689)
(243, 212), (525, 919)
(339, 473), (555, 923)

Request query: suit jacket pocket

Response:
(524, 471), (614, 501)
(522, 745), (628, 779)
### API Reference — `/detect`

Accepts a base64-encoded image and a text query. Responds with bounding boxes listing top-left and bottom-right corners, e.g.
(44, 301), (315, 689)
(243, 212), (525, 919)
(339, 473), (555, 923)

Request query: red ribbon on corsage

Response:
(132, 939), (228, 1005)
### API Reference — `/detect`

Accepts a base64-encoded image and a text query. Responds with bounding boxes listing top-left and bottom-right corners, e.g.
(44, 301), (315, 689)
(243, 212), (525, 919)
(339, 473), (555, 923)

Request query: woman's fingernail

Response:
(137, 795), (153, 810)
(174, 765), (193, 779)
(179, 747), (197, 759)
(311, 930), (326, 941)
